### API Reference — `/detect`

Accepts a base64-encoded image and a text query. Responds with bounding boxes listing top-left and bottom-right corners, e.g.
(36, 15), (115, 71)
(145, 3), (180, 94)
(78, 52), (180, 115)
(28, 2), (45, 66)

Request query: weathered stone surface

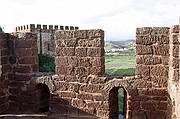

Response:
(136, 44), (152, 55)
(55, 57), (68, 66)
(150, 66), (168, 77)
(75, 48), (87, 57)
(136, 65), (150, 76)
(77, 93), (93, 101)
(72, 99), (85, 108)
(87, 48), (104, 57)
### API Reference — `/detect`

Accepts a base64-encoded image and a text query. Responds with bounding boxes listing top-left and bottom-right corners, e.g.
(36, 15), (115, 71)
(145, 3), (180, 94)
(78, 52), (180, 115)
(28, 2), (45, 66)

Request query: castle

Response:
(0, 22), (180, 119)
(13, 24), (79, 56)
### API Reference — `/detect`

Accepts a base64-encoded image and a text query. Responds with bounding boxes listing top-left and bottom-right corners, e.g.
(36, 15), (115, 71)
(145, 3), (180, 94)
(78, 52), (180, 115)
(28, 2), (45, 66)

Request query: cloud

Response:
(1, 0), (180, 40)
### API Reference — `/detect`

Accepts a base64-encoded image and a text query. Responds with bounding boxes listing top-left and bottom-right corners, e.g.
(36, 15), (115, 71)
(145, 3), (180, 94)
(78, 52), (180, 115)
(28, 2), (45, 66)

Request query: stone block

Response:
(56, 39), (77, 47)
(66, 66), (75, 76)
(136, 44), (152, 55)
(55, 30), (74, 39)
(89, 76), (106, 84)
(136, 55), (162, 65)
(59, 91), (76, 98)
(147, 111), (167, 119)
(151, 76), (168, 88)
(151, 96), (167, 101)
(150, 66), (168, 77)
(56, 66), (66, 75)
(56, 81), (69, 91)
(136, 27), (153, 35)
(56, 47), (75, 56)
(89, 66), (104, 76)
(129, 95), (150, 102)
(93, 95), (106, 101)
(136, 35), (152, 45)
(13, 66), (31, 73)
(15, 40), (34, 48)
(91, 29), (104, 38)
(55, 57), (68, 66)
(31, 64), (39, 72)
(141, 101), (156, 110)
(136, 65), (150, 76)
(156, 101), (167, 110)
(75, 67), (89, 77)
(170, 25), (179, 33)
(152, 45), (169, 56)
(78, 93), (93, 100)
(75, 47), (87, 57)
(74, 30), (87, 39)
(79, 58), (91, 67)
(91, 57), (105, 67)
(68, 83), (79, 92)
(172, 45), (179, 57)
(72, 99), (85, 108)
(128, 101), (140, 110)
(87, 48), (104, 57)
(152, 27), (169, 35)
(67, 56), (78, 67)
(161, 56), (169, 65)
(141, 88), (167, 96)
(65, 75), (77, 82)
(170, 34), (179, 44)
(172, 58), (179, 68)
(79, 84), (103, 93)
(131, 111), (147, 119)
(18, 57), (37, 64)
(97, 110), (109, 117)
(77, 39), (88, 47)
(88, 38), (104, 47)
(15, 48), (32, 57)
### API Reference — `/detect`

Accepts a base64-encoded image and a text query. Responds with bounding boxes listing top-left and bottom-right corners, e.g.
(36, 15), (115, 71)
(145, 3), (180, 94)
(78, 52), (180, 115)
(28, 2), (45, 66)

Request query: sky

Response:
(1, 0), (180, 41)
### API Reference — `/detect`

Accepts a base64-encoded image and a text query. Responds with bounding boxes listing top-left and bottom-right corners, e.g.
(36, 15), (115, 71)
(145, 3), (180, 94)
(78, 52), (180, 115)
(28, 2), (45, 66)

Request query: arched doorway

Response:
(35, 83), (50, 112)
(109, 87), (127, 119)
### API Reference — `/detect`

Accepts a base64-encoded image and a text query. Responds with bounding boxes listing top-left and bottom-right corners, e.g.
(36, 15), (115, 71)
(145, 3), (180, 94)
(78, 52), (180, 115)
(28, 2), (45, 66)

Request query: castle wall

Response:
(135, 27), (171, 119)
(168, 25), (180, 119)
(0, 33), (39, 113)
(0, 33), (10, 113)
(52, 29), (107, 118)
(1, 23), (180, 119)
(52, 28), (171, 119)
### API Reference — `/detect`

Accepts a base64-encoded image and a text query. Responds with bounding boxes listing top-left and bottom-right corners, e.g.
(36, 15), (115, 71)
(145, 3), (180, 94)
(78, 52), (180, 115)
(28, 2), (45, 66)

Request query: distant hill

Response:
(105, 39), (135, 51)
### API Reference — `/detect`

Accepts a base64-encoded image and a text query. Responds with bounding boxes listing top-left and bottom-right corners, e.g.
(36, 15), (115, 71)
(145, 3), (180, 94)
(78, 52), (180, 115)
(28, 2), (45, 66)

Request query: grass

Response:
(105, 54), (136, 76)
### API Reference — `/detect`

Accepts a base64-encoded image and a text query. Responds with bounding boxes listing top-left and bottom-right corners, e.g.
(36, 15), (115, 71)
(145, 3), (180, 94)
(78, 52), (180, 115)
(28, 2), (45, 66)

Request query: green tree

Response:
(0, 26), (4, 32)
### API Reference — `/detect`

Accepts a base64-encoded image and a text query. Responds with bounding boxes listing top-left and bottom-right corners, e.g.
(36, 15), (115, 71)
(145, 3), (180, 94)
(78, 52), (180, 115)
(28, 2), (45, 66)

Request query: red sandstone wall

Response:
(135, 27), (170, 119)
(52, 29), (108, 118)
(0, 33), (39, 113)
(1, 24), (179, 119)
(0, 33), (10, 113)
(168, 25), (180, 119)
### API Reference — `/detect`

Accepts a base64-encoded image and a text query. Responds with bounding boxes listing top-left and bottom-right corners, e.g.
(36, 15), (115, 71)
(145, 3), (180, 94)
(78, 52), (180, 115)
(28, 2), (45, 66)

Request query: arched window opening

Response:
(35, 83), (50, 113)
(109, 87), (126, 119)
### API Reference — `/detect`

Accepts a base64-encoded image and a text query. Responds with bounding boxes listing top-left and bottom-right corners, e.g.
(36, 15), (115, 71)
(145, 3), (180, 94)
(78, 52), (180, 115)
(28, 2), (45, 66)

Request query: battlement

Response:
(14, 24), (79, 33)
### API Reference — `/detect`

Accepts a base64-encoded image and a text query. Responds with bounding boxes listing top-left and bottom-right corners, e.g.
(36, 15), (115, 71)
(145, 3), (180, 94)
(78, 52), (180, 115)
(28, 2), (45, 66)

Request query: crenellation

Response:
(54, 25), (58, 30)
(43, 25), (47, 29)
(49, 25), (53, 30)
(65, 26), (69, 30)
(0, 20), (180, 119)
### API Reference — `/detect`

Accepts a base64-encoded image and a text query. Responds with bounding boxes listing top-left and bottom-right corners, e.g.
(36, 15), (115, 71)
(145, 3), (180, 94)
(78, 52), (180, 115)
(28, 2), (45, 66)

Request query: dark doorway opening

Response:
(109, 87), (127, 119)
(35, 83), (50, 113)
